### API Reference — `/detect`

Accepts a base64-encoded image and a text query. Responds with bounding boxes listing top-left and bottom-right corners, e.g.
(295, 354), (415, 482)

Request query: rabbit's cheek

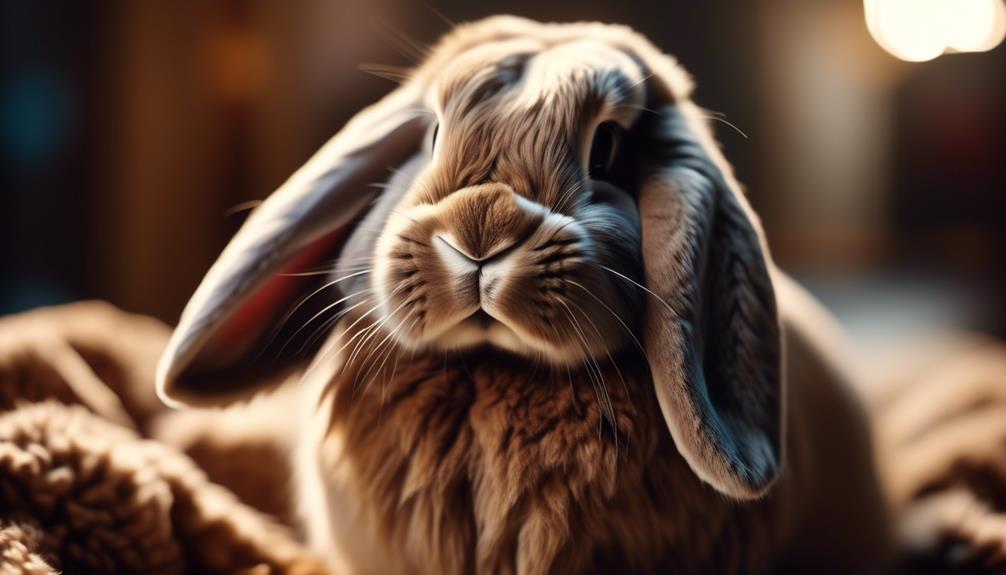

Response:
(371, 221), (488, 349)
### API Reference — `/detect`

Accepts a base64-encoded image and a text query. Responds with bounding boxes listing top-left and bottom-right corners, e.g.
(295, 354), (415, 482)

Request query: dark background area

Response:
(2, 0), (1004, 351)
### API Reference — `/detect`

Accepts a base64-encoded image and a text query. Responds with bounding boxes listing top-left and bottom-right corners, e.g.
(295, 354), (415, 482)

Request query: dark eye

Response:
(588, 121), (622, 180)
(428, 122), (440, 153)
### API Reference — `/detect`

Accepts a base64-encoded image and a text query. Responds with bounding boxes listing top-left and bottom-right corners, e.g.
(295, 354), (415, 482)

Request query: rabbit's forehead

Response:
(519, 41), (645, 101)
(428, 38), (645, 122)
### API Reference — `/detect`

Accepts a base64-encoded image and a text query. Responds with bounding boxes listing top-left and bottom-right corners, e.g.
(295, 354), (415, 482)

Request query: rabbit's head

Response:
(157, 16), (782, 501)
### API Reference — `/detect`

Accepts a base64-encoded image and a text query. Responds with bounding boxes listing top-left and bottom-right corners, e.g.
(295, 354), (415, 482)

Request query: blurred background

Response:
(2, 0), (1004, 353)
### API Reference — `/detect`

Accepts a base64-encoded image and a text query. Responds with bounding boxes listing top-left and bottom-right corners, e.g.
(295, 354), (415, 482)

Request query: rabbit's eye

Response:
(588, 121), (622, 180)
(428, 122), (440, 153)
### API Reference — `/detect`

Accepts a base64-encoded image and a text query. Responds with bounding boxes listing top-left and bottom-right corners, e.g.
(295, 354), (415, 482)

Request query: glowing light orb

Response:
(865, 0), (1006, 61)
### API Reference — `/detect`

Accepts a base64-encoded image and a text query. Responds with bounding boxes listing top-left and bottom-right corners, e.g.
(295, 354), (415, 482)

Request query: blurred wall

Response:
(755, 0), (1006, 339)
(100, 0), (409, 321)
(1, 1), (100, 311)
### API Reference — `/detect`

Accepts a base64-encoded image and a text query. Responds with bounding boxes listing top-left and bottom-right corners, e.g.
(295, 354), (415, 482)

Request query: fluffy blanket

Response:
(2, 301), (1006, 574)
(872, 335), (1006, 574)
(0, 302), (322, 574)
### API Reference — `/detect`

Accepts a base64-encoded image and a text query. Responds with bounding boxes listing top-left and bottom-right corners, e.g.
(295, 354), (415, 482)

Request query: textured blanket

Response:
(872, 335), (1006, 574)
(2, 301), (1006, 574)
(0, 302), (322, 574)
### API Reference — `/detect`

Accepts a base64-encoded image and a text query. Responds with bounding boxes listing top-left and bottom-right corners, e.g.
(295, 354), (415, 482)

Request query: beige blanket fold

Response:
(873, 336), (1006, 574)
(0, 302), (323, 575)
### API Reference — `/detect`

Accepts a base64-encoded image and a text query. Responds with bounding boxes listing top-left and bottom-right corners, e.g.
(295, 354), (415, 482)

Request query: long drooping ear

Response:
(156, 84), (427, 408)
(638, 99), (783, 500)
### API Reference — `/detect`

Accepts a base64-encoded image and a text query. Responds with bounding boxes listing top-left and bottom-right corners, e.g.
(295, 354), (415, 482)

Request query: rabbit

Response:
(155, 16), (894, 575)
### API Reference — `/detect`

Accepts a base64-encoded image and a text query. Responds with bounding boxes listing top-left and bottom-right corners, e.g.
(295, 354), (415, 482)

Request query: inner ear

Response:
(164, 154), (430, 406)
(164, 228), (354, 401)
(157, 85), (428, 408)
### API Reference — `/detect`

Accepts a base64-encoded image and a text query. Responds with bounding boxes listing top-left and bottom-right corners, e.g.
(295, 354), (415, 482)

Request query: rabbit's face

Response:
(371, 40), (648, 363)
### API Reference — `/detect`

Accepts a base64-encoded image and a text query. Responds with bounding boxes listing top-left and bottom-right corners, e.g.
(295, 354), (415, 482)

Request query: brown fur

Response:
(296, 273), (894, 574)
(310, 336), (780, 575)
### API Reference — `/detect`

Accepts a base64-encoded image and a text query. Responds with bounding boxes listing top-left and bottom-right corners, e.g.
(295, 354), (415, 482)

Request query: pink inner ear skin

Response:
(206, 228), (349, 358)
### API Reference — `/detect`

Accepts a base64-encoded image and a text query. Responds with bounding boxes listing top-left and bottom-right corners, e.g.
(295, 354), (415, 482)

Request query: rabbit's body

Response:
(157, 16), (893, 574)
(293, 271), (889, 575)
(301, 339), (773, 575)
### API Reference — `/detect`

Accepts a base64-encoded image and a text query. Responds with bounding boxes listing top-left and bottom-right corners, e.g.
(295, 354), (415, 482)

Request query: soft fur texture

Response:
(294, 277), (888, 574)
(154, 16), (896, 574)
(0, 302), (324, 575)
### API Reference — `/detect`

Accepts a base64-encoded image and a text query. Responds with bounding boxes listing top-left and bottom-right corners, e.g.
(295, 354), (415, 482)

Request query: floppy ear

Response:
(156, 84), (427, 408)
(638, 101), (783, 500)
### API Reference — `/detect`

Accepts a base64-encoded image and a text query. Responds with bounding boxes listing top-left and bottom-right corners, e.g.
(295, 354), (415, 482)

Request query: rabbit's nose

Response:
(436, 183), (544, 261)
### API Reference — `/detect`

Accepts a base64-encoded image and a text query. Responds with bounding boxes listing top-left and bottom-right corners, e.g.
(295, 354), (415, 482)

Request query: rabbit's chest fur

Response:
(302, 350), (782, 575)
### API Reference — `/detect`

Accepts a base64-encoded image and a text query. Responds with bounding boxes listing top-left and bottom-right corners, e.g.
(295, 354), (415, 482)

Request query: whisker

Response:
(350, 298), (411, 383)
(566, 297), (630, 458)
(375, 23), (429, 62)
(277, 288), (374, 357)
(557, 300), (618, 447)
(307, 292), (397, 380)
(383, 323), (407, 401)
(360, 310), (417, 397)
(335, 256), (379, 268)
(391, 209), (422, 226)
(553, 179), (585, 215)
(701, 114), (749, 140)
(347, 322), (384, 390)
(343, 281), (415, 376)
(418, 0), (456, 28)
(256, 273), (374, 361)
(378, 313), (419, 422)
(277, 269), (339, 278)
(258, 267), (374, 354)
(223, 199), (263, 217)
(567, 280), (648, 363)
(297, 294), (376, 355)
(595, 264), (679, 320)
(614, 103), (659, 116)
(627, 72), (654, 91)
(282, 267), (372, 308)
(358, 63), (410, 85)
(340, 320), (385, 388)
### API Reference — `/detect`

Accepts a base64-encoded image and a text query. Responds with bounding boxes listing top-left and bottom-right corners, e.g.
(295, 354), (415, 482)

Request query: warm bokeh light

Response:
(865, 0), (1006, 61)
(866, 0), (945, 62)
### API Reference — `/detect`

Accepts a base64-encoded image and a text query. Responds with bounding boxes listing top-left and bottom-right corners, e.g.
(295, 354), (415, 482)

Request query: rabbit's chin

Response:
(432, 311), (532, 353)
(412, 310), (585, 365)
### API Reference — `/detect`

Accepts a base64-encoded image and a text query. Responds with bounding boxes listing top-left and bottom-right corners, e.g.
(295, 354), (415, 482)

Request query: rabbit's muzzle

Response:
(372, 178), (630, 363)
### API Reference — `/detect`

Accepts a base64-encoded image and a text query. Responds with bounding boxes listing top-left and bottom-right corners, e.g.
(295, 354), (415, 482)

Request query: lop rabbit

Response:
(157, 16), (892, 575)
